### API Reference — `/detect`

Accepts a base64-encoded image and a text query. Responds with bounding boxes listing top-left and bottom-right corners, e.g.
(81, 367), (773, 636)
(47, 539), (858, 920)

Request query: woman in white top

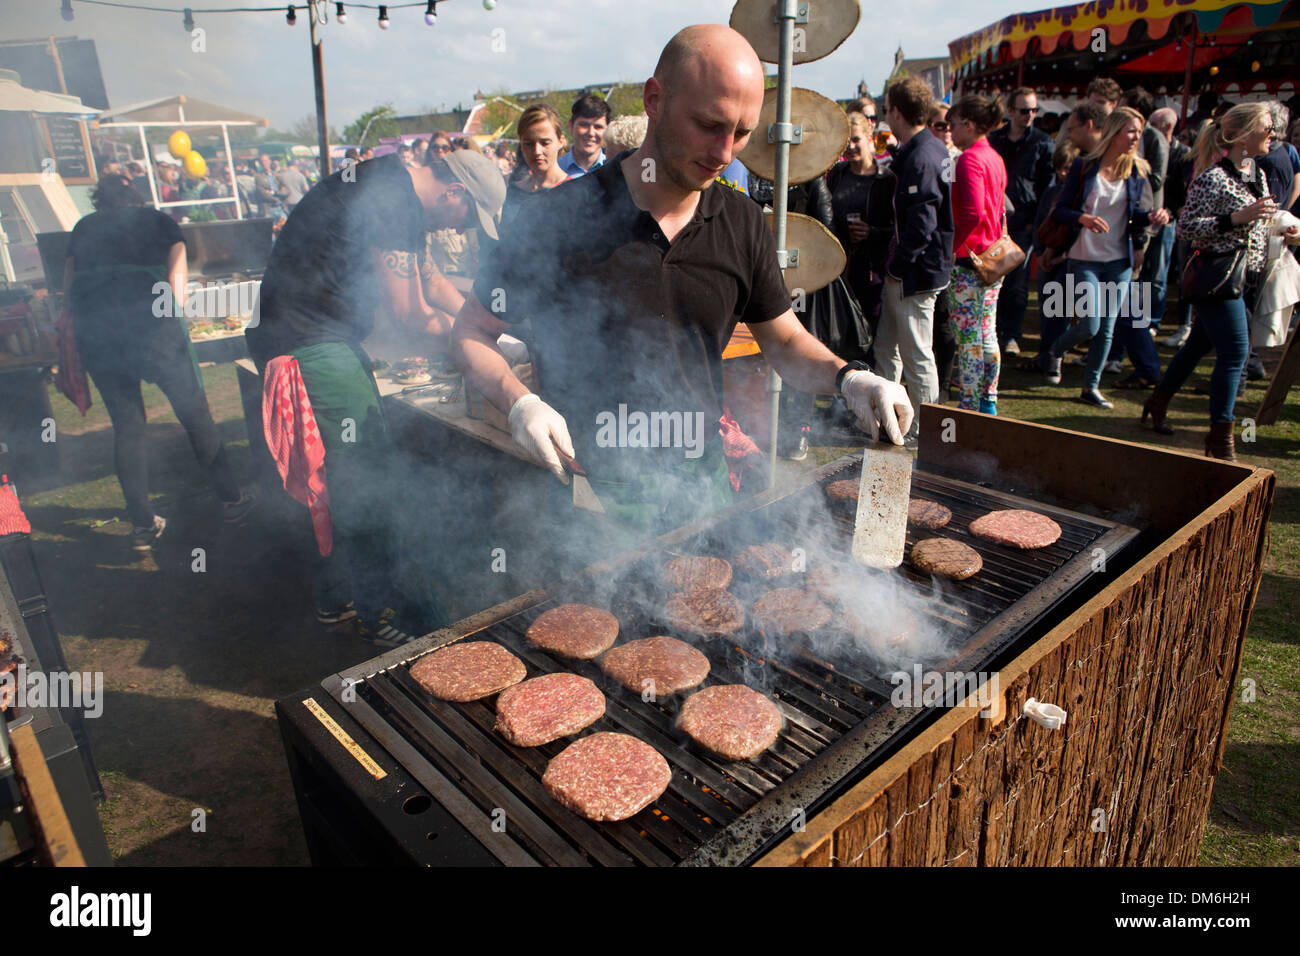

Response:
(1046, 106), (1169, 408)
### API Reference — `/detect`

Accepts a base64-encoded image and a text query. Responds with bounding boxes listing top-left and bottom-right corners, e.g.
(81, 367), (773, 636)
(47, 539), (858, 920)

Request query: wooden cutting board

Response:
(737, 87), (849, 186)
(730, 0), (860, 65)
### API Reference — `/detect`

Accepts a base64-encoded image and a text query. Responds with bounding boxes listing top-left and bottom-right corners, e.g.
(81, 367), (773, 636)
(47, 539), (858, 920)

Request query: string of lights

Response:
(59, 0), (498, 23)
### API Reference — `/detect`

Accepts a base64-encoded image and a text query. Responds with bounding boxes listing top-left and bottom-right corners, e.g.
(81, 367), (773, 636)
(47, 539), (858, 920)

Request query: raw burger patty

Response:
(911, 538), (983, 580)
(969, 509), (1062, 549)
(599, 636), (711, 695)
(662, 556), (733, 592)
(494, 673), (605, 747)
(526, 604), (619, 659)
(824, 479), (859, 510)
(751, 587), (833, 635)
(734, 542), (794, 579)
(908, 498), (952, 530)
(409, 642), (526, 701)
(542, 732), (672, 821)
(665, 588), (745, 637)
(677, 685), (783, 760)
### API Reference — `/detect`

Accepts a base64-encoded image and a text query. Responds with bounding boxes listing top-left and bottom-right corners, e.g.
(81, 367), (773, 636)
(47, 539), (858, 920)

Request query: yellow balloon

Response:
(168, 130), (192, 160)
(183, 151), (207, 178)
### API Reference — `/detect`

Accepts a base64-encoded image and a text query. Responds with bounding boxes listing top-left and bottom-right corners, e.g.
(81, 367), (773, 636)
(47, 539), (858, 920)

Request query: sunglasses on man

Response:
(1016, 106), (1039, 115)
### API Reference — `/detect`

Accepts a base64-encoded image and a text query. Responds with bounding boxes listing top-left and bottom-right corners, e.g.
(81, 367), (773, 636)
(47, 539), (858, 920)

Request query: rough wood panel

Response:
(774, 474), (1272, 866)
(799, 838), (833, 867)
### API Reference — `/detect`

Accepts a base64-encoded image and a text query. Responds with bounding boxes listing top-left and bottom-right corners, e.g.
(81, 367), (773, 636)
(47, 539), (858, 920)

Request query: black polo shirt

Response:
(474, 151), (790, 482)
(246, 154), (424, 367)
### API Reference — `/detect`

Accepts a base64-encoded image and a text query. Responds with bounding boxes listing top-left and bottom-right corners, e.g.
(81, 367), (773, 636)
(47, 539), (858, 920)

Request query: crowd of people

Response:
(66, 27), (1300, 646)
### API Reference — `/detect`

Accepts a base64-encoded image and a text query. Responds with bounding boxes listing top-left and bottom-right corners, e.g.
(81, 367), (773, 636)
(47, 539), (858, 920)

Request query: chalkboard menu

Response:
(40, 116), (94, 184)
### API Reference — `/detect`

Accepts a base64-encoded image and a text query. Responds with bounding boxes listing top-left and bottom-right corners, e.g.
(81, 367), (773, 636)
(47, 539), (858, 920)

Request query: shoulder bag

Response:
(1180, 245), (1247, 303)
(969, 214), (1026, 285)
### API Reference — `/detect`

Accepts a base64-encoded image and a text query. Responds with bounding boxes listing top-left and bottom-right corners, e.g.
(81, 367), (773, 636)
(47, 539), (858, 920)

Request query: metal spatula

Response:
(551, 440), (606, 515)
(851, 439), (913, 568)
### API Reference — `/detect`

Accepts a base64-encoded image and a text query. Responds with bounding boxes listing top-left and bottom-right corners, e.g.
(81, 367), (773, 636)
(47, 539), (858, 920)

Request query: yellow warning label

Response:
(303, 697), (387, 780)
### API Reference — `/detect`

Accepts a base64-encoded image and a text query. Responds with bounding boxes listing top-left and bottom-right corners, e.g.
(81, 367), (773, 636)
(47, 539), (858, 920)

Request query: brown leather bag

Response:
(969, 216), (1026, 285)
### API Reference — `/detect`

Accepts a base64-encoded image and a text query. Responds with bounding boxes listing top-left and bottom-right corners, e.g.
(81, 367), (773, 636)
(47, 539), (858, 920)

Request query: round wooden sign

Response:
(730, 0), (860, 65)
(764, 210), (845, 295)
(737, 87), (848, 185)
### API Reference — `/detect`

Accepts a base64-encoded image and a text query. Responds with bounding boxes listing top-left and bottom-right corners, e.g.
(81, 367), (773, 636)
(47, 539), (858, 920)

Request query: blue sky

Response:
(5, 0), (1022, 130)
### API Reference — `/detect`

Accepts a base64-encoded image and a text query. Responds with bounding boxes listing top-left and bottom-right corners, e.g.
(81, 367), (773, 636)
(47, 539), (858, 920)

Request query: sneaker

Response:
(1164, 325), (1191, 347)
(1103, 360), (1124, 375)
(316, 602), (359, 626)
(1078, 389), (1113, 410)
(359, 608), (422, 650)
(1003, 338), (1020, 355)
(1045, 356), (1062, 385)
(130, 515), (166, 552)
(779, 425), (810, 461)
(222, 491), (256, 524)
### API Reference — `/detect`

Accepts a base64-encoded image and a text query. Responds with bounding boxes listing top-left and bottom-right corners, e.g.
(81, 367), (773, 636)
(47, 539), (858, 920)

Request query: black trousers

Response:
(90, 356), (241, 528)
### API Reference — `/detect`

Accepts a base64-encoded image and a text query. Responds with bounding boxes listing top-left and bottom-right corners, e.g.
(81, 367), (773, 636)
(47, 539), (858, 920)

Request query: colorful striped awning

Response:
(949, 0), (1292, 73)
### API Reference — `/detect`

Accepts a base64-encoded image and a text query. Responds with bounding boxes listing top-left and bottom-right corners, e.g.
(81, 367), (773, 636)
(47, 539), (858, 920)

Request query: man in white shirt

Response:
(558, 94), (611, 179)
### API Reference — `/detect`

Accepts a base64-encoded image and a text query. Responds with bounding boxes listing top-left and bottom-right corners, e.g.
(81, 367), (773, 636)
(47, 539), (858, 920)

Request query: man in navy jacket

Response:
(877, 76), (955, 438)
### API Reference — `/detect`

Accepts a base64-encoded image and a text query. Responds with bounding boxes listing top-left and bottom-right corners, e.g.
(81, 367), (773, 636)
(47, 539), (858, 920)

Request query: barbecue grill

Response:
(280, 447), (1142, 867)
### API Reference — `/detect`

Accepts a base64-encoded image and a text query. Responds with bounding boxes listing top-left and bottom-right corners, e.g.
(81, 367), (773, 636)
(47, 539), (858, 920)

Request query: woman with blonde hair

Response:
(1141, 102), (1298, 458)
(500, 104), (569, 229)
(1045, 105), (1169, 408)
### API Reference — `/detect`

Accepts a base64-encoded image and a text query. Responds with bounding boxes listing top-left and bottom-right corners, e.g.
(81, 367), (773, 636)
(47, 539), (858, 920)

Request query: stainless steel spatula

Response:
(851, 439), (913, 568)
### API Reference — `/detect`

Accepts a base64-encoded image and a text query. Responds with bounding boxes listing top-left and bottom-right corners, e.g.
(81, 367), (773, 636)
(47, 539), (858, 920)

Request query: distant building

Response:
(885, 46), (950, 102)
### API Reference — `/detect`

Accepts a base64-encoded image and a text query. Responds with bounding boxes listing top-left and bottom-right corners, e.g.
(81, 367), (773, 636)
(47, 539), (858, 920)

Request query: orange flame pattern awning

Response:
(949, 0), (1291, 72)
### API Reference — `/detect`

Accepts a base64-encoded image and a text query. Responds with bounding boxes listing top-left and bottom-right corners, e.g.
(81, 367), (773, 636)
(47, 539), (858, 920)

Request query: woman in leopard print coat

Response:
(1141, 103), (1300, 459)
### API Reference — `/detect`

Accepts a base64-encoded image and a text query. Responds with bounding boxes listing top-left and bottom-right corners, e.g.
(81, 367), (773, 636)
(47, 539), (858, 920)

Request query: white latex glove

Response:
(841, 369), (913, 445)
(508, 393), (574, 483)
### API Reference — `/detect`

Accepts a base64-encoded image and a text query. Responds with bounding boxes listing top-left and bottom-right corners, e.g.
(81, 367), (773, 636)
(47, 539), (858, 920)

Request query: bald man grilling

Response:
(454, 24), (911, 531)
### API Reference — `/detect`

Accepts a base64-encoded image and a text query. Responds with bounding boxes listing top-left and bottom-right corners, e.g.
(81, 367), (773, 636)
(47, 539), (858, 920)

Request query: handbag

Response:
(1037, 158), (1086, 251)
(969, 216), (1026, 285)
(1180, 246), (1247, 304)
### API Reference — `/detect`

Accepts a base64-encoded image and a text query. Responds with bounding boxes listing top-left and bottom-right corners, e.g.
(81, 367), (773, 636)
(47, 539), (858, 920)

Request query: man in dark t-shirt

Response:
(247, 151), (505, 646)
(456, 24), (912, 532)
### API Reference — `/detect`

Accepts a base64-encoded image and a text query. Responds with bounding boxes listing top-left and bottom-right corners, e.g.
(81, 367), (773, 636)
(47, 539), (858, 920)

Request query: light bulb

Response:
(61, 0), (74, 21)
(484, 0), (497, 9)
(378, 5), (389, 29)
(335, 2), (346, 24)
(425, 2), (437, 25)
(286, 5), (297, 26)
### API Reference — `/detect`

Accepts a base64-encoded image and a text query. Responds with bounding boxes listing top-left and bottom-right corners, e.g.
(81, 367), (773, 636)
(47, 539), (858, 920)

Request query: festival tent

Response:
(96, 94), (269, 218)
(949, 0), (1298, 118)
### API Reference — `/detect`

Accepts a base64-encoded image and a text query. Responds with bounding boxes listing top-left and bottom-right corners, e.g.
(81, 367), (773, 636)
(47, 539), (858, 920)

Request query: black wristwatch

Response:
(836, 360), (871, 393)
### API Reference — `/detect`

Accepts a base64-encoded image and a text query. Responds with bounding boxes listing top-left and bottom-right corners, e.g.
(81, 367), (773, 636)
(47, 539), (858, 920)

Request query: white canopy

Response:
(0, 70), (96, 115)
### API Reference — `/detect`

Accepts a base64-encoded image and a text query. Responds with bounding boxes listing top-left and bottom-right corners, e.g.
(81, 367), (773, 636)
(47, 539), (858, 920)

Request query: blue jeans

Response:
(1157, 296), (1250, 423)
(1052, 258), (1133, 390)
(1142, 224), (1176, 330)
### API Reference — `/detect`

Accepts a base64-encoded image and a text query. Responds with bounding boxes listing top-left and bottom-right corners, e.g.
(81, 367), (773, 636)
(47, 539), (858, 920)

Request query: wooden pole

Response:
(310, 1), (331, 177)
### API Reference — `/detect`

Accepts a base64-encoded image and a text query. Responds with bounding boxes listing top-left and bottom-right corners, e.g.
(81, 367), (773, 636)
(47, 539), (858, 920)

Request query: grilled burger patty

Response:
(969, 509), (1062, 549)
(910, 538), (983, 580)
(908, 498), (952, 530)
(665, 588), (745, 637)
(677, 685), (783, 761)
(662, 556), (733, 592)
(542, 732), (672, 821)
(599, 636), (711, 696)
(750, 587), (833, 635)
(526, 604), (620, 659)
(494, 673), (605, 747)
(409, 641), (527, 701)
(734, 542), (794, 579)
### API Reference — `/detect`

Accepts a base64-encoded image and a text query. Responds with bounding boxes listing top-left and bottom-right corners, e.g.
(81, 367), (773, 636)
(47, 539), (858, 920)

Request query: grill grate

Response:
(333, 456), (1139, 866)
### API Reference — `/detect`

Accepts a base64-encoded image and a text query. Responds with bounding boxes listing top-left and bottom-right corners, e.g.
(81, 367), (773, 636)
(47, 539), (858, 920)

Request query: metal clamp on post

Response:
(771, 0), (809, 23)
(775, 248), (799, 269)
(768, 122), (803, 144)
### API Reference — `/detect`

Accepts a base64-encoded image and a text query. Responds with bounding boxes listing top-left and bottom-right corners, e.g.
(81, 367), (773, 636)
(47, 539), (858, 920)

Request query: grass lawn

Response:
(14, 319), (1300, 865)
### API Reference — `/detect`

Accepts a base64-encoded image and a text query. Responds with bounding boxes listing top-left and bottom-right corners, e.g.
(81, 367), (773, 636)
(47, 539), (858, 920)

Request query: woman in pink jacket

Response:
(946, 94), (1009, 413)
